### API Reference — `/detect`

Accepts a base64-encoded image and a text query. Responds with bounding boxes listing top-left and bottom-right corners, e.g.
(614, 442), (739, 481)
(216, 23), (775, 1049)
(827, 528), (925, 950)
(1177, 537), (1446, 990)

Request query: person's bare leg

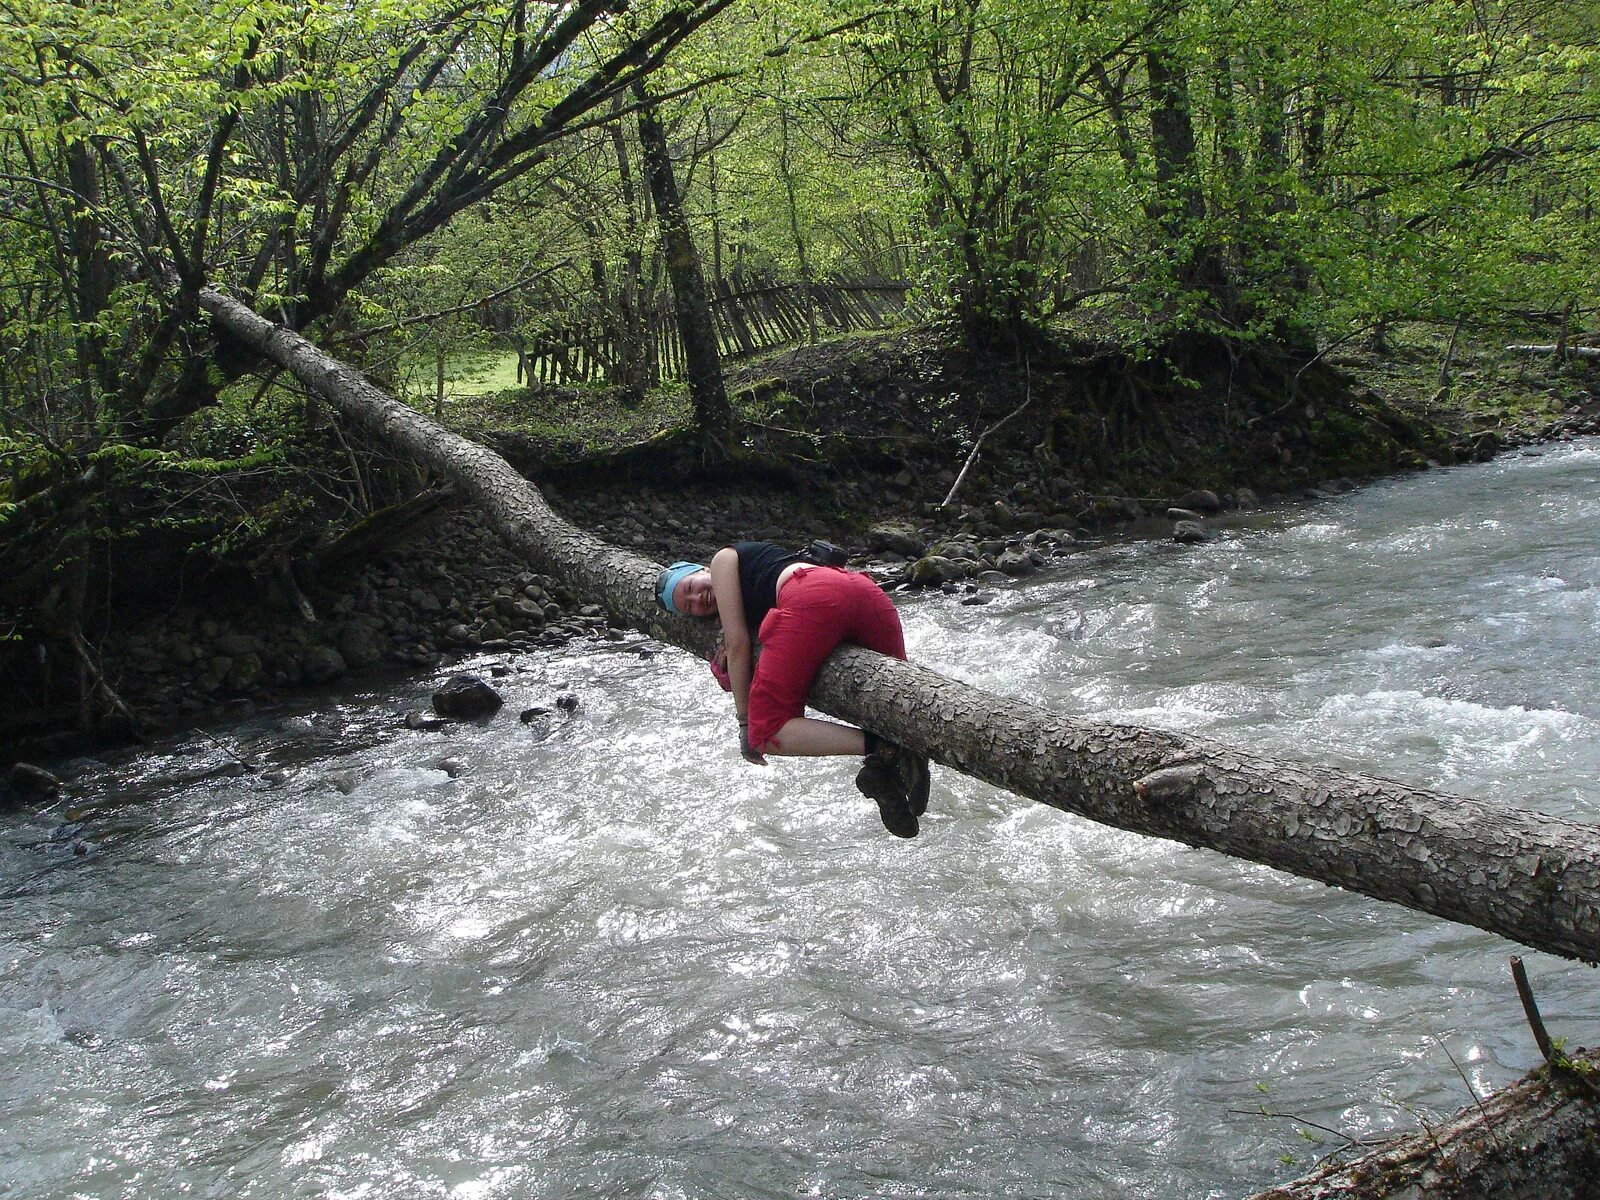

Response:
(760, 717), (867, 757)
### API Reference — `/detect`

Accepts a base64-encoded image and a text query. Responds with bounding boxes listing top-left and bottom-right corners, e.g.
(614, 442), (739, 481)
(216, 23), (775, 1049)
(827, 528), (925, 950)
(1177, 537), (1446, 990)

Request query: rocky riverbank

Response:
(4, 329), (1598, 765)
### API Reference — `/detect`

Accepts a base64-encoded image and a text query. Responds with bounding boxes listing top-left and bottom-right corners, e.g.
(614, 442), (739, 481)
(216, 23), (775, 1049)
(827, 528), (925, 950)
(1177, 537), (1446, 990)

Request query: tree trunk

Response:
(1246, 1049), (1600, 1199)
(633, 84), (733, 439)
(196, 284), (1600, 966)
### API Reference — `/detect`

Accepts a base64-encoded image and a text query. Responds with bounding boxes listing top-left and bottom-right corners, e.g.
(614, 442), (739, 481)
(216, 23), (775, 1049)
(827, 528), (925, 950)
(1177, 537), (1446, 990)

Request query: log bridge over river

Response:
(198, 285), (1600, 1199)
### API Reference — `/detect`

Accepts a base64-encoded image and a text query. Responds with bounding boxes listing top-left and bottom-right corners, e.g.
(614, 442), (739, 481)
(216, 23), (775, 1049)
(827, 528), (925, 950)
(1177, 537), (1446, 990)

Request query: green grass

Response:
(1325, 322), (1586, 437)
(399, 349), (525, 402)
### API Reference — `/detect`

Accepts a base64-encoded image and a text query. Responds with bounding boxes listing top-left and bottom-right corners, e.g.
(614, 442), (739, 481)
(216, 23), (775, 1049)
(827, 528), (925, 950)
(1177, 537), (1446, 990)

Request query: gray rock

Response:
(302, 646), (349, 684)
(432, 674), (503, 720)
(509, 599), (545, 625)
(444, 623), (477, 646)
(866, 523), (926, 557)
(479, 618), (509, 641)
(1173, 520), (1211, 544)
(1175, 489), (1222, 512)
(404, 710), (450, 730)
(339, 621), (388, 668)
(7, 762), (61, 802)
(929, 539), (980, 562)
(1166, 507), (1205, 522)
(555, 693), (580, 713)
(1234, 488), (1260, 507)
(909, 555), (968, 585)
(214, 632), (261, 657)
(437, 757), (468, 778)
(225, 653), (263, 691)
(996, 549), (1040, 577)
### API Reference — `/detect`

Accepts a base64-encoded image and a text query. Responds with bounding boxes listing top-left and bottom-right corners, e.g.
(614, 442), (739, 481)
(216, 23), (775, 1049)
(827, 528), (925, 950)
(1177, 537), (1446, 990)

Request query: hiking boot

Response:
(898, 751), (931, 817)
(865, 736), (931, 819)
(855, 755), (918, 839)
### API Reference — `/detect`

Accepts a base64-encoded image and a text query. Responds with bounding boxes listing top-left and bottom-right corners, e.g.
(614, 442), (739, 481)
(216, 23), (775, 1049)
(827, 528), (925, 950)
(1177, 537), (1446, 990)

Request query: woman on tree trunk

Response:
(656, 542), (931, 838)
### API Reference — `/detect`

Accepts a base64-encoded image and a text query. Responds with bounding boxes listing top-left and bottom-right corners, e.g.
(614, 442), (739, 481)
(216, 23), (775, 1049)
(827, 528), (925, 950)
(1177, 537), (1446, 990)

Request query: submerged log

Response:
(197, 286), (1600, 964)
(1247, 1047), (1600, 1199)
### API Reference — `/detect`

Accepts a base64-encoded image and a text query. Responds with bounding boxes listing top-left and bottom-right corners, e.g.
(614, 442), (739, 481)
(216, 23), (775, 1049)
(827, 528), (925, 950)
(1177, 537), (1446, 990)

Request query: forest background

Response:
(1, 0), (1597, 735)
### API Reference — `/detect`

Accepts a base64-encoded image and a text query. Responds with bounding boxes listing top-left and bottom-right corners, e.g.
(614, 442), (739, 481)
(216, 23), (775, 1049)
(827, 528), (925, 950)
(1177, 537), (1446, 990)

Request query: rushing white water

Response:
(3, 440), (1598, 1199)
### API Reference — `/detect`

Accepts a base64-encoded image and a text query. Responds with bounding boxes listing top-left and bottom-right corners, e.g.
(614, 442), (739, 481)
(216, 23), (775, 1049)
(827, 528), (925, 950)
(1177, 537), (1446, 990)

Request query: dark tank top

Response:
(733, 541), (804, 635)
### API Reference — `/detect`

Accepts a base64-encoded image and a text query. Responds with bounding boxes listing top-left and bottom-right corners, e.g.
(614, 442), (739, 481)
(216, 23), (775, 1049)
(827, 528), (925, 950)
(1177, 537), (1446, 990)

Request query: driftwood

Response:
(1246, 1046), (1600, 1199)
(196, 285), (1600, 966)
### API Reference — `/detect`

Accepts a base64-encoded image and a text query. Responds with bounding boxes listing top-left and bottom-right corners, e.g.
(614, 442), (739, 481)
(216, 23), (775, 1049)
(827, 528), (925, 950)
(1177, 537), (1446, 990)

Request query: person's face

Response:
(673, 570), (717, 618)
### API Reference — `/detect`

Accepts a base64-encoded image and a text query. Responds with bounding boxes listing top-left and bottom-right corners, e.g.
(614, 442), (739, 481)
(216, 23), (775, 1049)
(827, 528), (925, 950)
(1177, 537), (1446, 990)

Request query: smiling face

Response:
(672, 569), (717, 618)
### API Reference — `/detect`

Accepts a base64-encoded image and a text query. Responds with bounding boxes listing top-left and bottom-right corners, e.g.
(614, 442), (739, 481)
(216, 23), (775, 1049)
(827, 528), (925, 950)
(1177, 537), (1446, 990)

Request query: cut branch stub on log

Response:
(198, 287), (1600, 964)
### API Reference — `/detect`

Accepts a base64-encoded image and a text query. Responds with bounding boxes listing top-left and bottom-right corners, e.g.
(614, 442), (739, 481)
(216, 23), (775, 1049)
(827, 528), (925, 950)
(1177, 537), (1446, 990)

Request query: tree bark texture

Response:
(633, 86), (732, 437)
(197, 286), (1600, 965)
(1246, 1049), (1600, 1199)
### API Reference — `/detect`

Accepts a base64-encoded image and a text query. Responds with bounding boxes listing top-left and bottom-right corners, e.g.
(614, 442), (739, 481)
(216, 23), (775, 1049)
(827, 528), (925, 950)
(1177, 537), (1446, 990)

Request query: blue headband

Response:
(655, 561), (707, 615)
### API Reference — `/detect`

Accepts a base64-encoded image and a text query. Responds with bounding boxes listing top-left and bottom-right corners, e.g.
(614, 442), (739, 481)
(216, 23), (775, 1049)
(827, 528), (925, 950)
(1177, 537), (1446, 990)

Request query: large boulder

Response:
(432, 675), (503, 719)
(302, 645), (349, 684)
(1175, 488), (1222, 513)
(1173, 520), (1211, 544)
(866, 523), (927, 557)
(995, 548), (1040, 577)
(909, 555), (969, 585)
(6, 763), (61, 804)
(338, 620), (389, 668)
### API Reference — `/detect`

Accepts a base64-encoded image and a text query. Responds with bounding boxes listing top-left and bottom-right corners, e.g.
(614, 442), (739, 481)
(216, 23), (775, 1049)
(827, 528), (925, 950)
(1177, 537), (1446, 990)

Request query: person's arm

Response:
(708, 546), (764, 764)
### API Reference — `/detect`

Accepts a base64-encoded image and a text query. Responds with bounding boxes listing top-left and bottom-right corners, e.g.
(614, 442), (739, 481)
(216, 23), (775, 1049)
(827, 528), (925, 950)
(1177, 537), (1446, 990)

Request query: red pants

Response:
(746, 567), (905, 750)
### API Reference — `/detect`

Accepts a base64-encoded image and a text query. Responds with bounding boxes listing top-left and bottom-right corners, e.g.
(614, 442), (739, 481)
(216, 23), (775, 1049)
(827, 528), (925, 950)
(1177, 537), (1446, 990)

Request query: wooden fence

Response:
(514, 274), (910, 387)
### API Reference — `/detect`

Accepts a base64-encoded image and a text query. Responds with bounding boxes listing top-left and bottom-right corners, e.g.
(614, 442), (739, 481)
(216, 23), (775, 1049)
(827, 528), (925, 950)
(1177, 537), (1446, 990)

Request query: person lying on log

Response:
(656, 542), (932, 838)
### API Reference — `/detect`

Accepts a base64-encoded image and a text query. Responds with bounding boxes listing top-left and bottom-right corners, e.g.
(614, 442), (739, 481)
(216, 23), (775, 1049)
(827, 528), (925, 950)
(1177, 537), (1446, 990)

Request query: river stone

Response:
(1167, 507), (1205, 522)
(7, 762), (61, 802)
(909, 555), (967, 585)
(996, 549), (1039, 577)
(866, 523), (926, 557)
(1176, 488), (1222, 512)
(509, 599), (545, 625)
(225, 653), (263, 691)
(214, 632), (261, 657)
(432, 675), (503, 719)
(302, 646), (349, 683)
(1234, 487), (1260, 507)
(1173, 520), (1211, 544)
(339, 621), (388, 668)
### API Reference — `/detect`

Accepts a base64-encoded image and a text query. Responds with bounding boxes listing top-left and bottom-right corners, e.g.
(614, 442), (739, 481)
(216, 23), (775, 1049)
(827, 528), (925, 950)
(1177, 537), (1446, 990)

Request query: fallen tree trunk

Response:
(197, 286), (1600, 964)
(1504, 343), (1600, 360)
(1246, 1047), (1600, 1199)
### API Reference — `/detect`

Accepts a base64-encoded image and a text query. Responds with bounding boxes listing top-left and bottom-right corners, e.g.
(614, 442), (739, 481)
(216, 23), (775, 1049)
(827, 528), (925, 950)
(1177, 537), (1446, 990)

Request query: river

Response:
(3, 439), (1597, 1199)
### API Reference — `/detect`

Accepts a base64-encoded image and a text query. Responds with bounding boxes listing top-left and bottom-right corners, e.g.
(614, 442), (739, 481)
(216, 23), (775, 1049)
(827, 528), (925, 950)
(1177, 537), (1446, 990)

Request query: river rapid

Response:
(4, 440), (1598, 1199)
